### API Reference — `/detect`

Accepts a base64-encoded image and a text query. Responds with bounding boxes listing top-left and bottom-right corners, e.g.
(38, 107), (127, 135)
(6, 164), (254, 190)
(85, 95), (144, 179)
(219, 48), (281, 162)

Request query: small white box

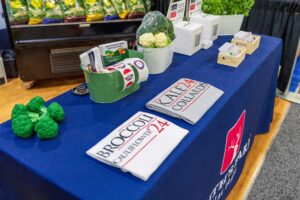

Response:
(173, 21), (203, 56)
(190, 13), (220, 41)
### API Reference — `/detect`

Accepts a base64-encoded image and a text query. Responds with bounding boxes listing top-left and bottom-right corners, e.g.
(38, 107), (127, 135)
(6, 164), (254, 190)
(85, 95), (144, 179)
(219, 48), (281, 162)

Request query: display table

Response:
(0, 36), (282, 200)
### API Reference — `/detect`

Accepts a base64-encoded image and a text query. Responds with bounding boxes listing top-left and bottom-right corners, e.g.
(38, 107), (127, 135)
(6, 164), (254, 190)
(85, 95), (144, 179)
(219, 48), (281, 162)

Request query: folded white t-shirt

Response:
(87, 112), (189, 181)
(146, 78), (224, 125)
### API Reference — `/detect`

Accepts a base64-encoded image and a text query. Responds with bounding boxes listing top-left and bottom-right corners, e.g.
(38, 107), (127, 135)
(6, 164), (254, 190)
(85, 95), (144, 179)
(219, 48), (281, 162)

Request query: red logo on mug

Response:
(125, 74), (133, 81)
(220, 110), (246, 174)
(115, 63), (126, 69)
(126, 82), (134, 88)
(123, 68), (132, 75)
(134, 60), (144, 70)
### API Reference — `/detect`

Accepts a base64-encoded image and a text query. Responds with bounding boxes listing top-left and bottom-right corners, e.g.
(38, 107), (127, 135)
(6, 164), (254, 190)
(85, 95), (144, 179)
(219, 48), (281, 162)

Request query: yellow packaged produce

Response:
(27, 0), (44, 24)
(6, 0), (29, 24)
(83, 0), (105, 21)
(111, 0), (128, 19)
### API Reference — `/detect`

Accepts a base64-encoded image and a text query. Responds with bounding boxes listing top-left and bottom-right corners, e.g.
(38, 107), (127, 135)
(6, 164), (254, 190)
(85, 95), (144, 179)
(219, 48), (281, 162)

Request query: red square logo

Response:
(220, 110), (246, 174)
(171, 12), (177, 18)
(190, 4), (196, 11)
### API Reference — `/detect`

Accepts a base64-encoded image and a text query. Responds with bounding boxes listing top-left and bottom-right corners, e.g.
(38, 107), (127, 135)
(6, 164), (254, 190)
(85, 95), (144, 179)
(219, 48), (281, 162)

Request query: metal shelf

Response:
(10, 18), (143, 29)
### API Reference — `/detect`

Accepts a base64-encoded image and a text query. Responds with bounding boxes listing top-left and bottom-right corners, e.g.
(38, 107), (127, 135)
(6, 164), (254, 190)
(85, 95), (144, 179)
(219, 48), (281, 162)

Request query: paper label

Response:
(123, 58), (149, 84)
(87, 112), (189, 181)
(111, 62), (136, 91)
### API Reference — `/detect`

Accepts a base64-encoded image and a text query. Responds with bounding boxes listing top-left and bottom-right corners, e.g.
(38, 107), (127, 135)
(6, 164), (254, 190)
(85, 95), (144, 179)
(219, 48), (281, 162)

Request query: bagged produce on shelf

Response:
(143, 0), (151, 12)
(27, 0), (44, 24)
(82, 0), (105, 21)
(42, 0), (64, 24)
(126, 0), (145, 19)
(6, 0), (29, 25)
(60, 0), (86, 22)
(136, 11), (175, 48)
(111, 0), (128, 19)
(102, 0), (119, 20)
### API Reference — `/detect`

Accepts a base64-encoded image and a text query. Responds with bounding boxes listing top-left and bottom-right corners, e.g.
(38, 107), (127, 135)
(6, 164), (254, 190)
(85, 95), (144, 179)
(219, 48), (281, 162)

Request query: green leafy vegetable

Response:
(202, 0), (255, 16)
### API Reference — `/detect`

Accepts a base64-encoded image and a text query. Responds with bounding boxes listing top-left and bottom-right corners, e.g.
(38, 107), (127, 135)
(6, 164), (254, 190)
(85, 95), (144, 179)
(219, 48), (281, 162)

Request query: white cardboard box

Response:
(173, 21), (203, 56)
(190, 13), (220, 41)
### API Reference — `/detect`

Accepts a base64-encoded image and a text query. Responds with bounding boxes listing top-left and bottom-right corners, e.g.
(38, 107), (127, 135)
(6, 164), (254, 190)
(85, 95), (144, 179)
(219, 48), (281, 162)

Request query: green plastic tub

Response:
(82, 50), (144, 103)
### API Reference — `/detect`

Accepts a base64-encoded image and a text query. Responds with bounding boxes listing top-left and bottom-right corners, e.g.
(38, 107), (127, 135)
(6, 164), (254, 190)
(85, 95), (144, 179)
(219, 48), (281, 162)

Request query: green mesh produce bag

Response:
(6, 0), (29, 24)
(60, 0), (86, 21)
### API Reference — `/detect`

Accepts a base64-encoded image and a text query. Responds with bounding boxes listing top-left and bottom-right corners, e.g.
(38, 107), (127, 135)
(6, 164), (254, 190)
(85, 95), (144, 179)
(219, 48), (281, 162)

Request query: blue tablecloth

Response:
(0, 36), (282, 200)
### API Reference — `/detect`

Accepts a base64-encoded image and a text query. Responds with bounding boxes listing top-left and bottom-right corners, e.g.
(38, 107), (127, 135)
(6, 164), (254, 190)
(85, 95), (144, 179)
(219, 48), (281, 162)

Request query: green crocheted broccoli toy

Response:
(11, 96), (65, 139)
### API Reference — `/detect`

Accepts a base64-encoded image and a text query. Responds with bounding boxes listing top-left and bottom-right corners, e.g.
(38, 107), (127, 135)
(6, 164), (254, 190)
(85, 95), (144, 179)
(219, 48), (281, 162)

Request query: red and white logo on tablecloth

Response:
(220, 110), (246, 174)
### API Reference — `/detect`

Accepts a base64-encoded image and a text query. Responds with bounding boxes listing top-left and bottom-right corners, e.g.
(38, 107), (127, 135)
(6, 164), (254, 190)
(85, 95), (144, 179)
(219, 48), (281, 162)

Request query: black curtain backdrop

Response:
(155, 0), (171, 15)
(242, 0), (300, 92)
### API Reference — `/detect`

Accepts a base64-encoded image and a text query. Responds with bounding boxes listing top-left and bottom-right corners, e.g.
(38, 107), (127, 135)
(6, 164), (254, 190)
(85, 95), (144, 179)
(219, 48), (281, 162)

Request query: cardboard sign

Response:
(167, 0), (187, 23)
(87, 112), (189, 181)
(186, 0), (202, 19)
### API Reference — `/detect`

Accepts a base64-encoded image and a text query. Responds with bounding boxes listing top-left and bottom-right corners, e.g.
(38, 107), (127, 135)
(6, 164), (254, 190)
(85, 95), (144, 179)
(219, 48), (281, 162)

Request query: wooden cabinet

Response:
(10, 19), (142, 82)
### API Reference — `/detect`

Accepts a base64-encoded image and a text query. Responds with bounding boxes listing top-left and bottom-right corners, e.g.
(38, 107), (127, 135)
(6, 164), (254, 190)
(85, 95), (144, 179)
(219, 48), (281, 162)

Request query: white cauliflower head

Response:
(139, 33), (155, 47)
(154, 32), (169, 48)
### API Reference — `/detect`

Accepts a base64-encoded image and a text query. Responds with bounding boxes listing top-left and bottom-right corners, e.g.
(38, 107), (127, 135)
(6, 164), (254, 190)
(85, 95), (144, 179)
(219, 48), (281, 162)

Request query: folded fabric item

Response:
(86, 111), (189, 181)
(146, 78), (224, 125)
(218, 43), (241, 56)
(234, 31), (255, 43)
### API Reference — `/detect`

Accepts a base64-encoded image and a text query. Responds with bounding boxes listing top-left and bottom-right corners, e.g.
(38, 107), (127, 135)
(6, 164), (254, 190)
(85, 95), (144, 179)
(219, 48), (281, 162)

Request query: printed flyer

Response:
(87, 112), (189, 181)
